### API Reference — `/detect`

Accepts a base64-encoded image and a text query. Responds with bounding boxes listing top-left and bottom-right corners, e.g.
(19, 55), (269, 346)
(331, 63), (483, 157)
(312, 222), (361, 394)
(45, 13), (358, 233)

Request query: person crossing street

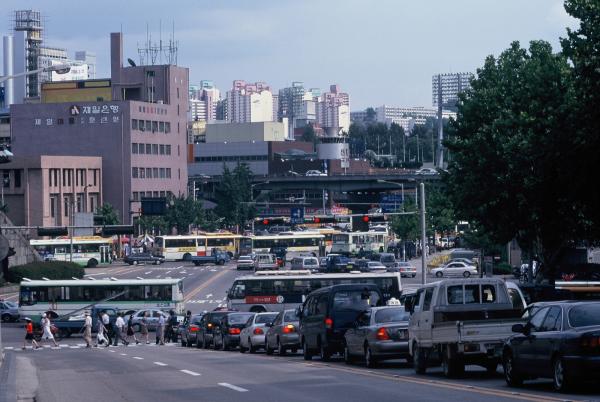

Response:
(22, 318), (40, 350)
(113, 312), (129, 346)
(40, 313), (59, 348)
(83, 311), (93, 348)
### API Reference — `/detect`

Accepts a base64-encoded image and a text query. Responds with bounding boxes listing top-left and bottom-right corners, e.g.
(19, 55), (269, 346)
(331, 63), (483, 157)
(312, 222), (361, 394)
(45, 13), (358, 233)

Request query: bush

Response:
(493, 262), (513, 275)
(8, 261), (85, 283)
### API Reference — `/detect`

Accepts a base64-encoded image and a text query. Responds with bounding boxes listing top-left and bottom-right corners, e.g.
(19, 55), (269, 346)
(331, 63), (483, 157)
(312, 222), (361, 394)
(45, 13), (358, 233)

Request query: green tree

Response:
(96, 203), (120, 225)
(301, 123), (317, 147)
(137, 215), (168, 234)
(391, 202), (420, 242)
(163, 196), (205, 234)
(214, 163), (256, 230)
(445, 40), (575, 275)
(426, 185), (456, 235)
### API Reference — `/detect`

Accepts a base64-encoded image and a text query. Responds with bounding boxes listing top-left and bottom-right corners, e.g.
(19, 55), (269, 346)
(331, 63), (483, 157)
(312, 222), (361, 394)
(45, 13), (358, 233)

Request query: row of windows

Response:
(50, 193), (98, 218)
(48, 169), (99, 188)
(19, 285), (174, 304)
(131, 119), (171, 133)
(132, 191), (172, 201)
(195, 155), (268, 162)
(132, 167), (172, 179)
(131, 143), (172, 156)
(1, 169), (21, 188)
(138, 105), (168, 115)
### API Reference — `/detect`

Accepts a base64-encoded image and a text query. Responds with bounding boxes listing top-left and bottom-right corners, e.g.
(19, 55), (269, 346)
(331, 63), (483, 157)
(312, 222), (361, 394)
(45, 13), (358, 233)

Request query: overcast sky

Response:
(2, 0), (578, 109)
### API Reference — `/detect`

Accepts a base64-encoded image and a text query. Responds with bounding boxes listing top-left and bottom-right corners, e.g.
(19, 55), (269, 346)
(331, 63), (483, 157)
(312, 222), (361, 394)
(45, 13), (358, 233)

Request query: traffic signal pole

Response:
(420, 182), (427, 285)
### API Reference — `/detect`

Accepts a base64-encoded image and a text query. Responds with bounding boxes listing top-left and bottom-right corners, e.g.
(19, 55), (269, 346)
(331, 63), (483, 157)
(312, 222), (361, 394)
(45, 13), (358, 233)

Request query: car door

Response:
(350, 310), (371, 355)
(534, 306), (563, 377)
(416, 288), (434, 344)
(267, 313), (282, 348)
(514, 306), (550, 376)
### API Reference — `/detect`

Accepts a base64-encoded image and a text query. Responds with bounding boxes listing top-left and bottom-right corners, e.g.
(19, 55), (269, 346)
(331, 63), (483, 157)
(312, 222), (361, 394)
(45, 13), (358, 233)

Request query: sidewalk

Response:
(0, 352), (17, 402)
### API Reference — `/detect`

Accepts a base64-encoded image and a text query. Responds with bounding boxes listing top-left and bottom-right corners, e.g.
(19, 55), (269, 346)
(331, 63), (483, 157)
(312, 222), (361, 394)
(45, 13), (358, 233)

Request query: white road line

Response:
(120, 353), (127, 356)
(108, 350), (116, 353)
(153, 361), (168, 366)
(180, 369), (201, 376)
(155, 275), (161, 278)
(218, 383), (248, 392)
(69, 346), (79, 349)
(175, 265), (184, 269)
(144, 271), (151, 275)
(166, 270), (172, 274)
(5, 346), (14, 350)
(132, 356), (144, 360)
(84, 272), (106, 276)
(205, 293), (213, 298)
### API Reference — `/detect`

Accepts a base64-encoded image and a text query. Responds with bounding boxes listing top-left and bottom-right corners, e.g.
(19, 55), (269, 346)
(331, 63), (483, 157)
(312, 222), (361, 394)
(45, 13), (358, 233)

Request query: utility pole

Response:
(436, 74), (444, 168)
(420, 182), (427, 285)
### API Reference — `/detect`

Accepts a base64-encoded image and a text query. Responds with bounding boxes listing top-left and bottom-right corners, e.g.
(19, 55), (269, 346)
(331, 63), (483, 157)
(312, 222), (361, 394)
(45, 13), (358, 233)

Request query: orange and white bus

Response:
(153, 233), (243, 261)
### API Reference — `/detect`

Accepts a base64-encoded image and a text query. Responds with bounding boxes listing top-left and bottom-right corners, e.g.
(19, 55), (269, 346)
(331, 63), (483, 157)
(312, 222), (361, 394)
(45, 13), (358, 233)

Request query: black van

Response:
(298, 284), (383, 361)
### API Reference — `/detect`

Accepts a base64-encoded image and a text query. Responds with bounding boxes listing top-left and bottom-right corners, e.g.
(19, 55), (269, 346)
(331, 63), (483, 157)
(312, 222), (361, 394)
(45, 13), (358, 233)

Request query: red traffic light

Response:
(362, 216), (370, 223)
(313, 217), (321, 223)
(262, 219), (270, 225)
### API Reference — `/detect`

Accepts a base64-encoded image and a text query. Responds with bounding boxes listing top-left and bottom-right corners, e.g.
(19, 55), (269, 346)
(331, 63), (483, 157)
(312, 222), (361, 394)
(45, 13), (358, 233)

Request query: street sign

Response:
(290, 207), (304, 224)
(380, 194), (404, 213)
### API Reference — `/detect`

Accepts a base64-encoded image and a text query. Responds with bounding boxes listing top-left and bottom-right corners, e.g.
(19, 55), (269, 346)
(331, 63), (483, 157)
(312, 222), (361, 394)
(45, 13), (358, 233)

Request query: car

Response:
(236, 255), (255, 270)
(344, 306), (411, 367)
(254, 253), (278, 271)
(415, 168), (438, 175)
(0, 300), (19, 322)
(123, 253), (165, 265)
(196, 310), (238, 349)
(290, 256), (319, 271)
(213, 312), (256, 351)
(352, 258), (370, 272)
(305, 170), (326, 177)
(319, 257), (329, 270)
(239, 312), (279, 353)
(390, 261), (417, 277)
(430, 261), (478, 278)
(445, 258), (477, 266)
(129, 309), (172, 331)
(265, 309), (301, 355)
(299, 284), (384, 361)
(502, 301), (600, 392)
(366, 261), (387, 272)
(179, 313), (205, 347)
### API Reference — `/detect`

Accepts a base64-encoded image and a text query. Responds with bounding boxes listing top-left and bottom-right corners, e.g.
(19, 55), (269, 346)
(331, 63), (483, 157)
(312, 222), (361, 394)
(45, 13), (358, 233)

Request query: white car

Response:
(366, 261), (387, 272)
(415, 168), (438, 175)
(431, 261), (478, 278)
(239, 312), (279, 353)
(305, 170), (326, 177)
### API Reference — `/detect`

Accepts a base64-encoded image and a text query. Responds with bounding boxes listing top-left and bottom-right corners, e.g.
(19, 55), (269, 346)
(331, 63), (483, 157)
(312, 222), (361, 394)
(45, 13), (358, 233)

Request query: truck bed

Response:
(431, 319), (520, 345)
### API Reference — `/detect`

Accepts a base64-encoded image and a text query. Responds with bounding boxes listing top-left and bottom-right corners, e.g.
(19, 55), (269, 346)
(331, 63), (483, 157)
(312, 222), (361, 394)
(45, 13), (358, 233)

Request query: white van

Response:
(254, 254), (278, 271)
(290, 256), (319, 271)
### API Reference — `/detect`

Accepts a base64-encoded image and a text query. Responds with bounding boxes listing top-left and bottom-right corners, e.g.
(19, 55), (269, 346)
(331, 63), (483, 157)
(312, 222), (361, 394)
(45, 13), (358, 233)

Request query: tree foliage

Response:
(138, 197), (218, 235)
(96, 203), (120, 225)
(390, 203), (420, 241)
(214, 163), (256, 229)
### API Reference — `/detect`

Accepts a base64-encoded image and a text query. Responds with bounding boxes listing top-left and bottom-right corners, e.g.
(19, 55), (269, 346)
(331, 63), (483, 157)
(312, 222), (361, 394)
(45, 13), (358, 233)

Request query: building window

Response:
(152, 144), (158, 155)
(153, 191), (159, 198)
(2, 171), (9, 188)
(146, 121), (151, 132)
(132, 143), (138, 154)
(159, 168), (166, 178)
(14, 170), (21, 188)
(76, 193), (83, 213)
(139, 168), (145, 179)
(89, 194), (96, 213)
(159, 122), (165, 133)
(57, 118), (64, 125)
(132, 119), (138, 130)
(160, 191), (165, 197)
(139, 143), (145, 154)
(166, 168), (171, 179)
(64, 196), (70, 217)
(93, 169), (97, 186)
(153, 167), (158, 178)
(159, 145), (165, 155)
(78, 169), (86, 186)
(146, 144), (151, 154)
(165, 122), (171, 133)
(166, 145), (171, 155)
(152, 121), (158, 133)
(139, 120), (145, 132)
(50, 195), (57, 218)
(48, 169), (53, 187)
(132, 167), (138, 178)
(133, 192), (139, 201)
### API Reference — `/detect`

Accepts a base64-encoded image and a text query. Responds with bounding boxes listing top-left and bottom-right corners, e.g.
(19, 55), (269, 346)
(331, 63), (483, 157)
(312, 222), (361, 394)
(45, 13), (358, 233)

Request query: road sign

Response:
(290, 207), (304, 224)
(380, 194), (404, 213)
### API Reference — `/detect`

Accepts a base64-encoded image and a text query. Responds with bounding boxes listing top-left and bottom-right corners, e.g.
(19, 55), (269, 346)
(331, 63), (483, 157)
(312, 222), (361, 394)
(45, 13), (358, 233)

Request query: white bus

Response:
(18, 278), (184, 320)
(30, 236), (114, 268)
(331, 231), (390, 256)
(154, 233), (243, 261)
(227, 271), (402, 313)
(251, 232), (325, 260)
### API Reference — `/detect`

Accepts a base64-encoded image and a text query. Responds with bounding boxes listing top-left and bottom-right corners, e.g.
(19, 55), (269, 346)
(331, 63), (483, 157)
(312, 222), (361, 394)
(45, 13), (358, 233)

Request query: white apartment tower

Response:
(226, 80), (273, 123)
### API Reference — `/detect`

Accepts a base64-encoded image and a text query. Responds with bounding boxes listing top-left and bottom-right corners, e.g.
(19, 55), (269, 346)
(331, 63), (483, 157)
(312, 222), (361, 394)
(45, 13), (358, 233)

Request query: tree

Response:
(445, 40), (576, 276)
(163, 196), (205, 234)
(96, 203), (120, 225)
(301, 123), (317, 147)
(426, 185), (456, 235)
(214, 163), (256, 230)
(391, 202), (420, 241)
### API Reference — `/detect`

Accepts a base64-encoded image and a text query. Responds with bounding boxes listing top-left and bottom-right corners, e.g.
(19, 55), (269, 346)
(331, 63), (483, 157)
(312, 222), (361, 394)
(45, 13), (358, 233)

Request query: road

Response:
(1, 259), (597, 401)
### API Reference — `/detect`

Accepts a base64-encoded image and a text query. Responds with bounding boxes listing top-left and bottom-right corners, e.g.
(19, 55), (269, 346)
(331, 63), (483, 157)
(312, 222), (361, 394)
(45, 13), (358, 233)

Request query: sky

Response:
(2, 0), (578, 109)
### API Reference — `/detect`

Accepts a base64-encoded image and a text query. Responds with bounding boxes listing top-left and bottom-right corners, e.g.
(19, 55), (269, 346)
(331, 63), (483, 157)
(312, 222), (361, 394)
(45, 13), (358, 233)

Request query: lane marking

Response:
(218, 383), (248, 392)
(166, 270), (172, 274)
(120, 353), (127, 356)
(5, 346), (14, 350)
(153, 361), (168, 366)
(180, 369), (201, 376)
(132, 356), (144, 360)
(184, 269), (231, 302)
(108, 350), (116, 353)
(145, 271), (151, 275)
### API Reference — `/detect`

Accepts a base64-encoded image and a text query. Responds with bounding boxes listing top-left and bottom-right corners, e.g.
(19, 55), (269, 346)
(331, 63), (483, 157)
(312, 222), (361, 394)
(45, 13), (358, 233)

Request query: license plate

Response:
(396, 329), (408, 339)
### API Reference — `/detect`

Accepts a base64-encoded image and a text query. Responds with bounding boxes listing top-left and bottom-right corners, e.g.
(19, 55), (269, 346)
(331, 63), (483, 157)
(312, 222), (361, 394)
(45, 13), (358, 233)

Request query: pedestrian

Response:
(40, 313), (59, 347)
(156, 313), (165, 345)
(114, 313), (129, 346)
(125, 314), (140, 345)
(95, 312), (108, 347)
(167, 310), (178, 343)
(140, 311), (149, 344)
(22, 318), (40, 350)
(83, 311), (93, 348)
(101, 310), (113, 345)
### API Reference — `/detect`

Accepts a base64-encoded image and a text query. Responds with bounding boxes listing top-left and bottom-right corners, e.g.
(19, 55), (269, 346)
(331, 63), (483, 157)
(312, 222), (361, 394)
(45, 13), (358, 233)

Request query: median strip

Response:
(218, 383), (248, 392)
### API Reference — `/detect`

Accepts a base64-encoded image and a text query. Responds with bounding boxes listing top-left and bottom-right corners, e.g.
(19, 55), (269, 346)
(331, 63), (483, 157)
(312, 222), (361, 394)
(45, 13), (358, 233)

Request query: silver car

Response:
(0, 300), (19, 322)
(129, 309), (174, 331)
(343, 306), (411, 367)
(239, 312), (278, 353)
(431, 261), (478, 278)
(236, 255), (255, 270)
(265, 309), (301, 355)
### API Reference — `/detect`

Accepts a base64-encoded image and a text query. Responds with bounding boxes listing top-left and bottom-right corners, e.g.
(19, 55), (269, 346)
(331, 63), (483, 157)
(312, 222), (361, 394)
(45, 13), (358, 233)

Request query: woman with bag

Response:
(95, 312), (108, 347)
(140, 311), (149, 344)
(40, 313), (59, 347)
(126, 314), (140, 345)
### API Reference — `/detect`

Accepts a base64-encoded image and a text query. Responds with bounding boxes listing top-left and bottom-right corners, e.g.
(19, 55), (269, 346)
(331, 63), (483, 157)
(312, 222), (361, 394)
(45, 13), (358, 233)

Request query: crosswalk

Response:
(4, 342), (181, 352)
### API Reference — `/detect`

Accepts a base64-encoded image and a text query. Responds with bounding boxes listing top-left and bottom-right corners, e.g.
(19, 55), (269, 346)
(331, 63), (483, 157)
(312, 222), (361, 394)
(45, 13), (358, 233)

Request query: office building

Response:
(432, 72), (474, 111)
(75, 51), (96, 79)
(373, 105), (457, 132)
(226, 80), (273, 123)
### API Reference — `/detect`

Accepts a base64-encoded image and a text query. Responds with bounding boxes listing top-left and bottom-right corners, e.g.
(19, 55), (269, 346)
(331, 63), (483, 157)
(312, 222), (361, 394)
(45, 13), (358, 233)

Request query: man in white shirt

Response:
(156, 314), (165, 345)
(101, 311), (113, 345)
(113, 313), (129, 346)
(83, 312), (93, 348)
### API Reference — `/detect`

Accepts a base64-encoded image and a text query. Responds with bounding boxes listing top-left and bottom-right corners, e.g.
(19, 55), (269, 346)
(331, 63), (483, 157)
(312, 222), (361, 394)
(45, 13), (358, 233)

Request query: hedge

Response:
(493, 262), (513, 275)
(8, 261), (85, 283)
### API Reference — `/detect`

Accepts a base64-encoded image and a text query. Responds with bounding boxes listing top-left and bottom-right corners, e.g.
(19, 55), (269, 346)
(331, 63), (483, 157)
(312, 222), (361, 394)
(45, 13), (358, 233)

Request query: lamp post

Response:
(0, 63), (72, 84)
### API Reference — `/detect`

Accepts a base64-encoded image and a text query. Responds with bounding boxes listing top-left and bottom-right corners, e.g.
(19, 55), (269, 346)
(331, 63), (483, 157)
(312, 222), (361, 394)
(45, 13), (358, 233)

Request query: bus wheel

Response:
(87, 258), (98, 268)
(183, 253), (192, 262)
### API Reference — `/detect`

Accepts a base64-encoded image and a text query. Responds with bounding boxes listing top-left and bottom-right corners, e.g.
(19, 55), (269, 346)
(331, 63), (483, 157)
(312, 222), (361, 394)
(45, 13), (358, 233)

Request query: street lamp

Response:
(0, 63), (72, 84)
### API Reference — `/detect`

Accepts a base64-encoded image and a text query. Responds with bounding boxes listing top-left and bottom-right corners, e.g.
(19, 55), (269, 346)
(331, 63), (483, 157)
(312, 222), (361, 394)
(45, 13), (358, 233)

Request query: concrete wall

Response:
(205, 121), (286, 143)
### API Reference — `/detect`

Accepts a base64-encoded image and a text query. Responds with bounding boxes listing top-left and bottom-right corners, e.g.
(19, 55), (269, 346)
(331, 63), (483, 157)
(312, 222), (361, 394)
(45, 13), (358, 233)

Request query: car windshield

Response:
(284, 310), (299, 321)
(333, 290), (381, 312)
(304, 259), (318, 266)
(568, 304), (600, 327)
(374, 308), (410, 323)
(228, 313), (254, 324)
(255, 313), (278, 324)
(4, 301), (17, 308)
(381, 255), (395, 262)
(239, 256), (252, 260)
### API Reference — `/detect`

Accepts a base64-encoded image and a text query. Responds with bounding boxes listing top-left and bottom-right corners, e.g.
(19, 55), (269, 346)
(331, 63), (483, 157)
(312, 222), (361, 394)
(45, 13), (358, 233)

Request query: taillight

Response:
(189, 325), (199, 332)
(283, 324), (295, 334)
(376, 327), (390, 341)
(253, 327), (264, 335)
(229, 328), (241, 335)
(324, 317), (333, 329)
(581, 335), (600, 350)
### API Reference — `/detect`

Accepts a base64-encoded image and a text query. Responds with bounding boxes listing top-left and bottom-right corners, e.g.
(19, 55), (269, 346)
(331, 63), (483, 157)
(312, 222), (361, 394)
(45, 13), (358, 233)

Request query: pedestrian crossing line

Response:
(153, 362), (168, 366)
(132, 356), (144, 360)
(4, 346), (14, 350)
(120, 353), (127, 356)
(180, 369), (201, 376)
(218, 383), (248, 392)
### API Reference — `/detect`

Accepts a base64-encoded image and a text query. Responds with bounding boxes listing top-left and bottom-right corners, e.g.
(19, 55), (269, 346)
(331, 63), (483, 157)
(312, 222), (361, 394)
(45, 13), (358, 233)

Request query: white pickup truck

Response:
(406, 278), (524, 377)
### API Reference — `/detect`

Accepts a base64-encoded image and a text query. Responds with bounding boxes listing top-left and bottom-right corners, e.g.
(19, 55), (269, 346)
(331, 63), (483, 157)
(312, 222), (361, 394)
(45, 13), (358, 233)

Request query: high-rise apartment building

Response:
(432, 72), (473, 111)
(189, 80), (220, 122)
(226, 80), (273, 123)
(316, 84), (350, 136)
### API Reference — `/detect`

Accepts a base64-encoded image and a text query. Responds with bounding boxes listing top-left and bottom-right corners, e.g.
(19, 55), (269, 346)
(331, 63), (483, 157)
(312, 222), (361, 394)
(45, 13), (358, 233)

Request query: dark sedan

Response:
(179, 313), (205, 347)
(213, 312), (255, 351)
(343, 306), (411, 367)
(124, 253), (164, 265)
(196, 310), (235, 349)
(503, 301), (600, 392)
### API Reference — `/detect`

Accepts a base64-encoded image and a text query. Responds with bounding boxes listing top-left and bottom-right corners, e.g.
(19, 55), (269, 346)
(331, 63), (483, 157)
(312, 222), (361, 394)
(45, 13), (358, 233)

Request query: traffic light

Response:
(351, 216), (369, 232)
(310, 216), (337, 224)
(101, 225), (135, 236)
(365, 214), (387, 223)
(257, 217), (286, 226)
(37, 227), (69, 237)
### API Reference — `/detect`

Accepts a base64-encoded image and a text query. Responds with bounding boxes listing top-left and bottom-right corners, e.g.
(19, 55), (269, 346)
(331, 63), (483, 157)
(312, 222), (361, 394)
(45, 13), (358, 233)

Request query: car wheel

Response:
(365, 345), (377, 368)
(181, 338), (187, 347)
(1, 314), (11, 323)
(239, 342), (247, 353)
(303, 338), (312, 361)
(413, 344), (427, 375)
(412, 274), (416, 278)
(503, 351), (523, 387)
(196, 337), (203, 349)
(553, 356), (573, 392)
(221, 336), (229, 351)
(266, 339), (274, 355)
(319, 339), (331, 362)
(203, 337), (210, 349)
(133, 261), (138, 266)
(463, 271), (471, 278)
(277, 338), (286, 356)
(249, 338), (256, 354)
(442, 350), (463, 378)
(154, 260), (160, 265)
(343, 342), (353, 365)
(435, 271), (443, 278)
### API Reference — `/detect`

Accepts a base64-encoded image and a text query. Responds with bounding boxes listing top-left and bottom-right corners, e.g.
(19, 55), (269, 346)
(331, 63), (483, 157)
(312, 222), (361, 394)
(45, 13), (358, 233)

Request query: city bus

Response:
(18, 278), (185, 321)
(153, 233), (243, 261)
(251, 232), (325, 260)
(314, 228), (341, 254)
(331, 231), (390, 256)
(227, 271), (402, 312)
(30, 236), (113, 268)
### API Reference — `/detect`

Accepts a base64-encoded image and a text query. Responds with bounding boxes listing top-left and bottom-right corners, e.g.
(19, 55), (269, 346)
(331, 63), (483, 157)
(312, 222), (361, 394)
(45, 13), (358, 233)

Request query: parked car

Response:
(352, 258), (370, 272)
(430, 261), (478, 278)
(254, 253), (278, 271)
(305, 170), (326, 177)
(196, 310), (237, 349)
(124, 253), (165, 265)
(128, 309), (175, 331)
(213, 312), (256, 350)
(415, 168), (438, 175)
(299, 284), (384, 361)
(370, 253), (396, 269)
(290, 256), (320, 271)
(344, 306), (411, 367)
(239, 312), (279, 353)
(319, 257), (329, 270)
(503, 301), (600, 392)
(179, 313), (205, 347)
(265, 309), (301, 355)
(366, 261), (387, 272)
(0, 300), (20, 322)
(236, 255), (255, 270)
(390, 261), (417, 277)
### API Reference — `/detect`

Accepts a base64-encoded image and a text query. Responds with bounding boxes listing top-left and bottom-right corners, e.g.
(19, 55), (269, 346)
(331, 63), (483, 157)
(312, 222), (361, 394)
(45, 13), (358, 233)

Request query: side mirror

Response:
(512, 323), (525, 333)
(295, 306), (303, 318)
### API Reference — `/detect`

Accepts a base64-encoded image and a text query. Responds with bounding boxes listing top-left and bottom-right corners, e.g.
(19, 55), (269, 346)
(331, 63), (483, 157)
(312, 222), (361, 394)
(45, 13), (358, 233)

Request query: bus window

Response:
(230, 281), (246, 299)
(333, 234), (349, 243)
